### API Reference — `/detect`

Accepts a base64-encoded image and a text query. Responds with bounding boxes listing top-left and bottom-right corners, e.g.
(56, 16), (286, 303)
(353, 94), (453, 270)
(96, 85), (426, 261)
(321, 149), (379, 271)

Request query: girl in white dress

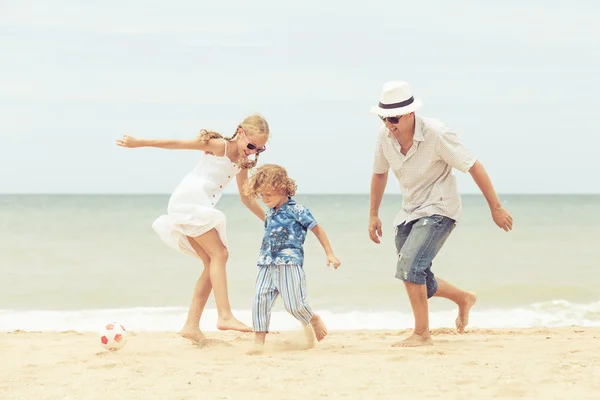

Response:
(116, 114), (269, 341)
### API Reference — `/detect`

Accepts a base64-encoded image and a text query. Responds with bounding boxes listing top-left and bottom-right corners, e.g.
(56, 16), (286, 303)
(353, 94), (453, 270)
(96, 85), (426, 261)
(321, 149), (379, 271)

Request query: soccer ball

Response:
(99, 322), (128, 351)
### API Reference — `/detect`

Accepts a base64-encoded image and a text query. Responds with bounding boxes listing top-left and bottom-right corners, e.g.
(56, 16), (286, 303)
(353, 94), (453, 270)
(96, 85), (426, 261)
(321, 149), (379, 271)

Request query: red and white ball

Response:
(99, 322), (128, 351)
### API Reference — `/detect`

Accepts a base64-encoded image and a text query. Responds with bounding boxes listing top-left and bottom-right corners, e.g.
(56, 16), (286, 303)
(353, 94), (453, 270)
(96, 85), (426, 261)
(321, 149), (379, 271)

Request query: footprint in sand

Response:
(388, 356), (407, 362)
(87, 363), (118, 369)
(425, 350), (447, 356)
(192, 339), (232, 349)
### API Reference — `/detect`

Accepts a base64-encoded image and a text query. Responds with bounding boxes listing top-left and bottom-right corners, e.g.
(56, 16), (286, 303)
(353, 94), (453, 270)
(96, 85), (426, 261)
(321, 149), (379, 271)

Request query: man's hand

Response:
(491, 206), (513, 232)
(368, 215), (383, 244)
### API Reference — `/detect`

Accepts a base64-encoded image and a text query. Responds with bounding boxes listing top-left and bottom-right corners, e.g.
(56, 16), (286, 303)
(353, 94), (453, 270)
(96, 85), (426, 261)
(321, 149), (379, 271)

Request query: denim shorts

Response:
(394, 214), (456, 298)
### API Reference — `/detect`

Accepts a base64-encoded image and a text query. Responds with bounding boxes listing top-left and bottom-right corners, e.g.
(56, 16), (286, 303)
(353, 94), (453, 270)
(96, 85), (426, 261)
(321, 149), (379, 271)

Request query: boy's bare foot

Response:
(248, 332), (266, 354)
(217, 317), (252, 333)
(456, 291), (477, 333)
(247, 343), (265, 355)
(310, 314), (327, 342)
(179, 326), (206, 343)
(391, 332), (433, 348)
(303, 324), (316, 349)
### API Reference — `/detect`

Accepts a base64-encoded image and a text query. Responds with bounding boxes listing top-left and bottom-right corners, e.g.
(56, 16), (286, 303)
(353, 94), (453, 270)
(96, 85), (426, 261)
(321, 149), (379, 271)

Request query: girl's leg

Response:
(191, 229), (251, 332)
(179, 237), (213, 342)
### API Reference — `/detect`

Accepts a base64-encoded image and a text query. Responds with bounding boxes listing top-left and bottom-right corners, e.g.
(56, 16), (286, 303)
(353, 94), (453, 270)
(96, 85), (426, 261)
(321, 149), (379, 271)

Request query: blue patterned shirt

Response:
(257, 198), (317, 267)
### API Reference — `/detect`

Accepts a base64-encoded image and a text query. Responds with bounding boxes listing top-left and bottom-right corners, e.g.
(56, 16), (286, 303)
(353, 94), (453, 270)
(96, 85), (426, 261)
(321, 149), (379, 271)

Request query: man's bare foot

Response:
(179, 326), (206, 343)
(247, 343), (265, 355)
(391, 332), (433, 348)
(303, 324), (316, 349)
(310, 314), (327, 342)
(216, 316), (252, 333)
(456, 291), (477, 333)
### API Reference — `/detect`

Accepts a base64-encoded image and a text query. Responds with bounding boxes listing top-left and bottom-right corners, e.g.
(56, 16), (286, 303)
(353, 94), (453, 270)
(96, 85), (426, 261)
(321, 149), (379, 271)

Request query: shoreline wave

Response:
(1, 300), (599, 332)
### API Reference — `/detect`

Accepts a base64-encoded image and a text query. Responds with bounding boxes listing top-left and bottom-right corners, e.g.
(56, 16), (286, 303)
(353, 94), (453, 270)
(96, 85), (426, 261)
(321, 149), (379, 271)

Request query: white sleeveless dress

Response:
(152, 141), (241, 259)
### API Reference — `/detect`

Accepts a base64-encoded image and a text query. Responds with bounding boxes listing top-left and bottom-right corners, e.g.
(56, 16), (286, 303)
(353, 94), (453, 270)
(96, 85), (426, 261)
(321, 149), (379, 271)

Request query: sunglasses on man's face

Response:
(379, 115), (402, 125)
(379, 115), (402, 124)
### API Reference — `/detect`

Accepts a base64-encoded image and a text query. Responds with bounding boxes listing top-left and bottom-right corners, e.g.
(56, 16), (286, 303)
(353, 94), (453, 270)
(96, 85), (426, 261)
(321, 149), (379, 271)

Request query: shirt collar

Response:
(414, 117), (424, 142)
(271, 197), (295, 213)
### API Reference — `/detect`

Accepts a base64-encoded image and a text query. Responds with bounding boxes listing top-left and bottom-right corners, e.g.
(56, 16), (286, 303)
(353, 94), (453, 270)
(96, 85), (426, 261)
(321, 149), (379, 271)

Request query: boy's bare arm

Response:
(310, 224), (341, 269)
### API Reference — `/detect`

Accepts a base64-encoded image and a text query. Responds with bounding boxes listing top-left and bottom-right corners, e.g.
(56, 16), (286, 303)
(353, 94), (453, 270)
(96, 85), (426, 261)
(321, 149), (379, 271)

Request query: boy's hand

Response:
(116, 135), (142, 148)
(326, 255), (341, 270)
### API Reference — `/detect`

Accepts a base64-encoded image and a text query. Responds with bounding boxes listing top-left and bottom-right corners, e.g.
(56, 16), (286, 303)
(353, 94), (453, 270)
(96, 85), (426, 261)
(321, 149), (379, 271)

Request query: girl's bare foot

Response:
(391, 332), (433, 347)
(179, 326), (206, 343)
(456, 291), (477, 333)
(217, 316), (252, 333)
(310, 314), (327, 342)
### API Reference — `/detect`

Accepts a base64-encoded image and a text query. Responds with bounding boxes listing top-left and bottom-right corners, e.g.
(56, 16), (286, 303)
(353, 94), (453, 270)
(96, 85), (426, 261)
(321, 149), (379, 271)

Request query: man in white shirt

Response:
(368, 81), (513, 347)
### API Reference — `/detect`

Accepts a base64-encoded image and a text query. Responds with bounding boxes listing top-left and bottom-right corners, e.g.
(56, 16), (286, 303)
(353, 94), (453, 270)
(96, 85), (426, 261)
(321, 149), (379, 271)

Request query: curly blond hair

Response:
(244, 164), (297, 198)
(197, 113), (269, 169)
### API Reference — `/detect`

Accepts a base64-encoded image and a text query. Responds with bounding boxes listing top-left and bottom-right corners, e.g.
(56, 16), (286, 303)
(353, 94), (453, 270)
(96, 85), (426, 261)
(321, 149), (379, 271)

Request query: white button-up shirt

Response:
(373, 116), (477, 226)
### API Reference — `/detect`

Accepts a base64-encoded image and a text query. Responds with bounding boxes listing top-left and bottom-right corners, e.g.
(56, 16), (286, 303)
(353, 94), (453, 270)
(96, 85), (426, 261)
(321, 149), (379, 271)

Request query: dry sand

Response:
(1, 327), (599, 399)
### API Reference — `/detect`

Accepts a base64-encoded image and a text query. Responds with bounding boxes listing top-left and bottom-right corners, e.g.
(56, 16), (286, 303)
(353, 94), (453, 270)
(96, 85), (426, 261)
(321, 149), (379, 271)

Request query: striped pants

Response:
(252, 264), (313, 332)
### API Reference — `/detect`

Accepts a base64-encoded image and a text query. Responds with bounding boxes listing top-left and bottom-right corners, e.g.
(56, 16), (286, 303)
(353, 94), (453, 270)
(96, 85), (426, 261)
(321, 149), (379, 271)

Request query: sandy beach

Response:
(1, 327), (599, 399)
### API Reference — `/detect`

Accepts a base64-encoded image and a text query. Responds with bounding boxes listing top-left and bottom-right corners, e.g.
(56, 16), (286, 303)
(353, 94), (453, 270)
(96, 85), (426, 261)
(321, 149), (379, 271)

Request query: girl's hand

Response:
(116, 135), (143, 148)
(326, 255), (341, 270)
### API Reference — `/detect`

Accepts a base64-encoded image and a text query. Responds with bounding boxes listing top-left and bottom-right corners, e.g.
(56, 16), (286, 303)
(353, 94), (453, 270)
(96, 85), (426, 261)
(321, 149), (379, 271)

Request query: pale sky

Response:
(1, 0), (598, 194)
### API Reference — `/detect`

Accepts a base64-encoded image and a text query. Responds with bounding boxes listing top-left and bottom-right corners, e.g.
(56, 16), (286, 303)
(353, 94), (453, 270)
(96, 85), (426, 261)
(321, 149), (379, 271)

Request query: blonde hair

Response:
(244, 164), (297, 198)
(197, 113), (270, 169)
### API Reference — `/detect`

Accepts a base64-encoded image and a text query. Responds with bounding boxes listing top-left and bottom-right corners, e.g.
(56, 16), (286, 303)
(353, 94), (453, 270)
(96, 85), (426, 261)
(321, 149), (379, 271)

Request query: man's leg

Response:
(433, 278), (477, 333)
(392, 215), (456, 347)
(395, 280), (432, 347)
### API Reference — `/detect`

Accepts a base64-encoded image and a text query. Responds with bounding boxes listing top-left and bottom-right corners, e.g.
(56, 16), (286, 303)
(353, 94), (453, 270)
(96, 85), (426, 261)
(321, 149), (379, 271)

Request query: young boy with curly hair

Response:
(244, 164), (341, 354)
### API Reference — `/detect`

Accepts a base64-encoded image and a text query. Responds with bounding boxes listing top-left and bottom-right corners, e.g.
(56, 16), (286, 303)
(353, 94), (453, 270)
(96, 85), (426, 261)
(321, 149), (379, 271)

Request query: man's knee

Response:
(426, 278), (438, 299)
(397, 262), (438, 298)
(395, 254), (427, 285)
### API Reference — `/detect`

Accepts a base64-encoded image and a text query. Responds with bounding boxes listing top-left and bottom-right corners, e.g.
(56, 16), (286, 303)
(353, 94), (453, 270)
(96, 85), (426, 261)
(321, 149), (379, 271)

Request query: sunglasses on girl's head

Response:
(379, 115), (402, 124)
(240, 127), (267, 153)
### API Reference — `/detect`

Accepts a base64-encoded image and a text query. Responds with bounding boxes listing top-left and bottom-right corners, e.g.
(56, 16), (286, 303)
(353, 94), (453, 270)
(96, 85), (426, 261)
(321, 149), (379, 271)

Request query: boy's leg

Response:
(393, 215), (455, 347)
(279, 265), (327, 342)
(249, 266), (278, 355)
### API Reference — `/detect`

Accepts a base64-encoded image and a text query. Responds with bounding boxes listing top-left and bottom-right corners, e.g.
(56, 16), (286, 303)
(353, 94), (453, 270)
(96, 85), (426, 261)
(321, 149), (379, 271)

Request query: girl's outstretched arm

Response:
(116, 134), (223, 153)
(236, 169), (265, 221)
